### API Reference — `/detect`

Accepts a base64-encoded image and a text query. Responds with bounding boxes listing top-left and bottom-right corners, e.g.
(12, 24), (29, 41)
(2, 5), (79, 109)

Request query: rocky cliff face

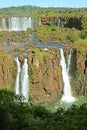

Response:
(0, 47), (62, 104)
(0, 47), (87, 104)
(27, 48), (62, 104)
(71, 49), (87, 96)
(62, 48), (87, 97)
(27, 47), (87, 104)
(0, 51), (16, 89)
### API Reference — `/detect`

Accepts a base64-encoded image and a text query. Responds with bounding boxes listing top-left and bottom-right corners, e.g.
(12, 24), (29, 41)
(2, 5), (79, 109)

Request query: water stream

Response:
(60, 48), (75, 103)
(21, 58), (29, 102)
(15, 57), (29, 102)
(0, 17), (32, 31)
(15, 57), (21, 95)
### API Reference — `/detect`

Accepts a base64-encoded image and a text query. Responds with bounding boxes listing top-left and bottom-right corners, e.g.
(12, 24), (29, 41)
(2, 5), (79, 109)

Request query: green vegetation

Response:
(0, 89), (87, 130)
(0, 6), (41, 17)
(28, 48), (49, 85)
(9, 61), (15, 69)
(0, 6), (86, 130)
(0, 51), (7, 57)
(29, 48), (49, 59)
(0, 5), (86, 17)
(35, 25), (87, 47)
(0, 85), (11, 90)
(0, 30), (33, 43)
(0, 6), (86, 30)
(0, 6), (86, 51)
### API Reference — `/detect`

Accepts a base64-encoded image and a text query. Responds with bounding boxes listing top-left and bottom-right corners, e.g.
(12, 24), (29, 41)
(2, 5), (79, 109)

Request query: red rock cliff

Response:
(28, 48), (62, 104)
(0, 51), (16, 89)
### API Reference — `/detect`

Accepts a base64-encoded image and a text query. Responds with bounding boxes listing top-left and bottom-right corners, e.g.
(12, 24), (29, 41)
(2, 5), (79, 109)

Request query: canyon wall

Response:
(0, 51), (16, 89)
(71, 49), (87, 96)
(0, 47), (87, 104)
(27, 48), (62, 104)
(62, 48), (87, 97)
(0, 15), (85, 31)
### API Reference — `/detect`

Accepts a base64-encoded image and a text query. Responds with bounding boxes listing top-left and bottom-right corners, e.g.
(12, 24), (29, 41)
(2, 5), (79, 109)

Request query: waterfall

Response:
(15, 57), (29, 102)
(0, 17), (32, 31)
(21, 58), (29, 102)
(15, 57), (21, 95)
(60, 48), (75, 103)
(21, 17), (32, 30)
(67, 49), (72, 74)
(9, 17), (32, 31)
(9, 17), (20, 31)
(58, 18), (61, 28)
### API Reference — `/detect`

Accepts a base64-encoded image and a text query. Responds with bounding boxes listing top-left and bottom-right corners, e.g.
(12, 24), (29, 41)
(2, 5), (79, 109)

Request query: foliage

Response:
(0, 89), (87, 130)
(0, 30), (33, 43)
(0, 6), (86, 129)
(9, 61), (15, 69)
(74, 38), (87, 52)
(81, 15), (87, 30)
(0, 6), (86, 49)
(80, 29), (87, 39)
(0, 51), (7, 57)
(0, 6), (86, 17)
(0, 6), (87, 31)
(35, 25), (82, 44)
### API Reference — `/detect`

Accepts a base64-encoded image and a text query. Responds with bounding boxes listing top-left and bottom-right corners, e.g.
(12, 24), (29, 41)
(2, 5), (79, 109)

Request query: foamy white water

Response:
(0, 17), (32, 31)
(60, 48), (75, 103)
(15, 57), (29, 102)
(21, 58), (29, 102)
(58, 18), (61, 28)
(15, 57), (21, 95)
(67, 49), (72, 74)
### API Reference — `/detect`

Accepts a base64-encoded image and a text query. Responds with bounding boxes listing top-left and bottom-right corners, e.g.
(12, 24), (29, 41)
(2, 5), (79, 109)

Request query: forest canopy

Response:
(0, 89), (87, 130)
(0, 5), (87, 17)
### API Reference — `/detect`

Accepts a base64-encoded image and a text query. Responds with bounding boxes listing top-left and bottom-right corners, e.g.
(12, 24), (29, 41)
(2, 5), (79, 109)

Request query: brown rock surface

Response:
(70, 48), (87, 96)
(28, 48), (62, 104)
(0, 51), (16, 89)
(0, 46), (87, 104)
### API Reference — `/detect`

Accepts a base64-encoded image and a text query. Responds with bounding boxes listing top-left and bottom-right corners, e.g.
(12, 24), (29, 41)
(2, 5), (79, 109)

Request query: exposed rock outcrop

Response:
(0, 51), (16, 89)
(0, 46), (87, 104)
(27, 48), (62, 104)
(72, 49), (87, 96)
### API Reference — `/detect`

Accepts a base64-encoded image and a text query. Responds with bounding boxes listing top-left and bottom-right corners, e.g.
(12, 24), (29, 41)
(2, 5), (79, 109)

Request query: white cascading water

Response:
(60, 48), (75, 103)
(58, 18), (61, 28)
(21, 58), (29, 102)
(15, 57), (29, 102)
(15, 57), (21, 95)
(9, 17), (32, 31)
(9, 17), (20, 31)
(67, 49), (72, 74)
(0, 17), (32, 31)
